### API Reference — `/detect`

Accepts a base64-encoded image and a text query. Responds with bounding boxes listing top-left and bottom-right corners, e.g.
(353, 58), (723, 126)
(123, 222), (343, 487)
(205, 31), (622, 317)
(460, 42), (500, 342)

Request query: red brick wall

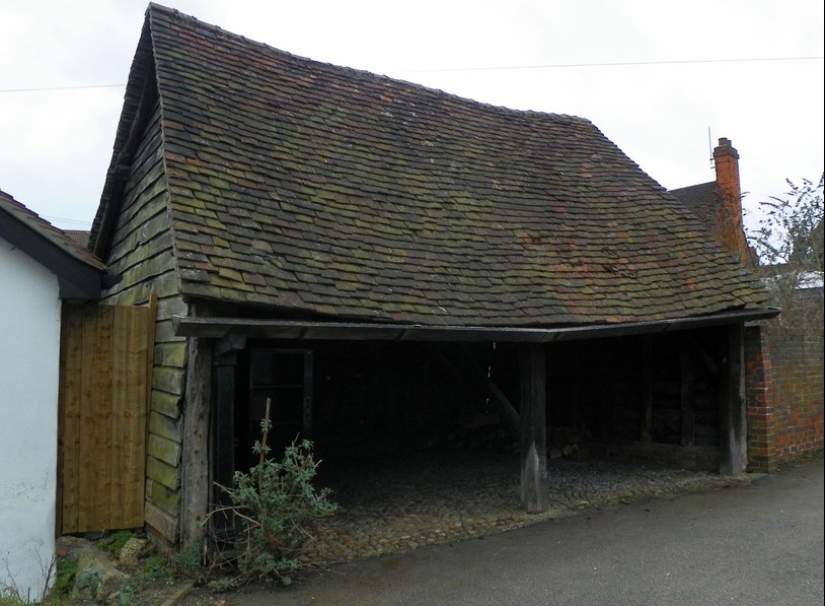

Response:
(746, 325), (824, 470)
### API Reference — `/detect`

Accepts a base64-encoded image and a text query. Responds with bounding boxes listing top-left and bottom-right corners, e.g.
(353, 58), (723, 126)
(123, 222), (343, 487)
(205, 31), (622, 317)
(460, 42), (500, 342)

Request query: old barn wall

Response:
(543, 329), (721, 451)
(261, 332), (726, 466)
(248, 341), (485, 460)
(99, 103), (187, 542)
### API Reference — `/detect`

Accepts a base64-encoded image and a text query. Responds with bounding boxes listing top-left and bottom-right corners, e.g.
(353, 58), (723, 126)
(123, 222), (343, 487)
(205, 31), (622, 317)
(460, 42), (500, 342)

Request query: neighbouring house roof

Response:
(90, 3), (770, 328)
(63, 230), (90, 247)
(0, 189), (106, 299)
(670, 182), (718, 237)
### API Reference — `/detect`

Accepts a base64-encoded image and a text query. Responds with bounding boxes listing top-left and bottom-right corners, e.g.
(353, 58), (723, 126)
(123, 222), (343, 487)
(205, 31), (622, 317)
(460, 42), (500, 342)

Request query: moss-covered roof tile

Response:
(90, 4), (769, 326)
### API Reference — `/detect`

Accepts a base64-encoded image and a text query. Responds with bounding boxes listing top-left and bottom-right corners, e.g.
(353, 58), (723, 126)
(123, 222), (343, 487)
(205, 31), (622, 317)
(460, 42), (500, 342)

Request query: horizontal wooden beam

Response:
(172, 308), (781, 343)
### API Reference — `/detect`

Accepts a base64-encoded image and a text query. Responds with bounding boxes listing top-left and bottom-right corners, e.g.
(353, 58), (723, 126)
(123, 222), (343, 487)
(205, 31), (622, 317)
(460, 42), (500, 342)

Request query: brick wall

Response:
(746, 324), (824, 470)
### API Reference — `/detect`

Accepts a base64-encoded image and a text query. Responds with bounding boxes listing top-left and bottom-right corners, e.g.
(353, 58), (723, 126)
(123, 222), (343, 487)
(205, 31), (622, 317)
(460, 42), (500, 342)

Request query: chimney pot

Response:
(714, 137), (739, 159)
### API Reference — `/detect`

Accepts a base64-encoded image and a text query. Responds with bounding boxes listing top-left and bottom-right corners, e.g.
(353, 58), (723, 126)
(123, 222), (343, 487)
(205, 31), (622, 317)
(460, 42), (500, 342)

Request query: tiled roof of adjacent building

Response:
(90, 4), (769, 327)
(1, 188), (105, 271)
(670, 181), (719, 238)
(63, 230), (90, 248)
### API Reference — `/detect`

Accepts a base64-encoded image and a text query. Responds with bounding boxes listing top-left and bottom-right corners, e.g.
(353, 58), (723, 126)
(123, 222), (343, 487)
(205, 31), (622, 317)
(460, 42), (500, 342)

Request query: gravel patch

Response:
(301, 449), (761, 567)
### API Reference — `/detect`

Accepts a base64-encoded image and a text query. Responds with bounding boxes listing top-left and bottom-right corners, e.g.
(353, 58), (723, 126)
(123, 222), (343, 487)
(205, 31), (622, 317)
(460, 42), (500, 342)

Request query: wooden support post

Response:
(211, 333), (246, 532)
(640, 335), (653, 442)
(719, 322), (747, 475)
(181, 337), (211, 548)
(680, 335), (696, 446)
(519, 343), (547, 513)
(302, 351), (314, 440)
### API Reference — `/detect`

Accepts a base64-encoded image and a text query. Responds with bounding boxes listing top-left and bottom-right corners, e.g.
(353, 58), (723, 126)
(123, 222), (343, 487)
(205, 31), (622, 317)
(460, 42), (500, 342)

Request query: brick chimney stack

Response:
(713, 138), (753, 267)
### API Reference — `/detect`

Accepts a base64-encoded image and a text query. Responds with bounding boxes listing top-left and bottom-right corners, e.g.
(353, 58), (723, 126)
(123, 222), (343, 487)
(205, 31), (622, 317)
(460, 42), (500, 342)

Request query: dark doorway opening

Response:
(235, 348), (312, 471)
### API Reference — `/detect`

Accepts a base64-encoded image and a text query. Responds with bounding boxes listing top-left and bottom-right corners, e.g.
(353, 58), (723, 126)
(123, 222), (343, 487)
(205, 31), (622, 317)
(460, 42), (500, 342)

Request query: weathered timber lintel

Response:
(172, 308), (780, 343)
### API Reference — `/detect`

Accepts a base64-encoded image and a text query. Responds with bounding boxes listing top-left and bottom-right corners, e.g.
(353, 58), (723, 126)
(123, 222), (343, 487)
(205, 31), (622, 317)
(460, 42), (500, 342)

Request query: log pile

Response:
(548, 426), (592, 460)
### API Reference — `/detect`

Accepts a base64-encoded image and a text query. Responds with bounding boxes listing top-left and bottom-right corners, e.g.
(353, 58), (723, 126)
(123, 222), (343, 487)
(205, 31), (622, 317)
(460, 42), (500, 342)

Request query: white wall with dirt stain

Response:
(0, 235), (60, 602)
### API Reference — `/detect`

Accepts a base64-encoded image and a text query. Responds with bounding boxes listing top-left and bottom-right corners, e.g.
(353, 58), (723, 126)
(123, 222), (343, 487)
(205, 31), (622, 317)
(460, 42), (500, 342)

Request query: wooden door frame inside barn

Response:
(172, 309), (774, 548)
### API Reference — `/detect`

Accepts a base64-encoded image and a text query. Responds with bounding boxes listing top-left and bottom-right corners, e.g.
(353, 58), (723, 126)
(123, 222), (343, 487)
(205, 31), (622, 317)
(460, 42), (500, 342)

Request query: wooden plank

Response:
(640, 336), (653, 442)
(458, 344), (521, 436)
(109, 306), (129, 529)
(680, 335), (696, 446)
(519, 343), (547, 513)
(719, 322), (747, 475)
(60, 305), (84, 533)
(145, 293), (158, 414)
(94, 306), (115, 529)
(56, 307), (67, 536)
(181, 338), (211, 547)
(119, 306), (148, 528)
(431, 345), (520, 437)
(59, 303), (150, 533)
(483, 374), (520, 438)
(76, 306), (101, 532)
(302, 350), (314, 440)
(212, 347), (239, 532)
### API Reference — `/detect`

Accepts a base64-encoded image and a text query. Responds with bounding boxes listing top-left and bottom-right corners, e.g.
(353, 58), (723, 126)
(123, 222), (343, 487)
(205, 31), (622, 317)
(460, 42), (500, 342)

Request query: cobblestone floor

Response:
(300, 448), (760, 567)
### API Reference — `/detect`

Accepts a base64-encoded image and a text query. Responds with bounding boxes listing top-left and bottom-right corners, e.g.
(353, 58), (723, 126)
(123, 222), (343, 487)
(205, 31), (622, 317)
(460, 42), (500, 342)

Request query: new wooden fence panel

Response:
(59, 304), (151, 534)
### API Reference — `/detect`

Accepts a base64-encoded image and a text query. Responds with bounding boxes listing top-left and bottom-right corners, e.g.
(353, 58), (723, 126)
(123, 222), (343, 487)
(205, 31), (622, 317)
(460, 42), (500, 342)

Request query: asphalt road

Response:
(194, 453), (823, 606)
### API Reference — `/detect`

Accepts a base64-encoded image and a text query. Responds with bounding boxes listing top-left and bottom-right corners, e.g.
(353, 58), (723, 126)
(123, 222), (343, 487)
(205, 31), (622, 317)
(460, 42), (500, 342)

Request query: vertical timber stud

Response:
(519, 343), (548, 513)
(640, 335), (654, 442)
(680, 334), (696, 447)
(211, 333), (246, 532)
(181, 337), (211, 549)
(719, 322), (747, 475)
(302, 351), (314, 440)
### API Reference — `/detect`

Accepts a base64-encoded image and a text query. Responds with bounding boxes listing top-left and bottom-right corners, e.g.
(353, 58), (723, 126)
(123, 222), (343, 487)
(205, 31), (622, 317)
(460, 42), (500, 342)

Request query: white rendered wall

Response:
(0, 235), (60, 602)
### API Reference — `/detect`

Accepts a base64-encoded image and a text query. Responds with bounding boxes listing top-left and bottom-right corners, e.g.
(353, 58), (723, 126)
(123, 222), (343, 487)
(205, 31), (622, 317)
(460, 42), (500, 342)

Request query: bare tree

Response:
(750, 174), (824, 327)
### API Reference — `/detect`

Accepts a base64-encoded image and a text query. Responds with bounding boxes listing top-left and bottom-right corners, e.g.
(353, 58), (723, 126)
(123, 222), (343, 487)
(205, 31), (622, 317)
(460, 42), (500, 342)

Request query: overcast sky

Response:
(1, 0), (822, 235)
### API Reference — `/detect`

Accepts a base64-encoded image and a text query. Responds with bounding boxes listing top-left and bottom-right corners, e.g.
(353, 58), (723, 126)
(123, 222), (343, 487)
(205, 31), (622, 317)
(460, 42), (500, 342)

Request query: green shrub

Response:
(141, 556), (175, 582)
(211, 400), (337, 586)
(223, 439), (337, 585)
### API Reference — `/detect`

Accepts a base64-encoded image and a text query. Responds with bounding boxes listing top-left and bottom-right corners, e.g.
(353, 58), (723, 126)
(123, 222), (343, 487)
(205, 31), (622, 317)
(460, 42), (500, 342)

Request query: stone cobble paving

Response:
(300, 449), (761, 567)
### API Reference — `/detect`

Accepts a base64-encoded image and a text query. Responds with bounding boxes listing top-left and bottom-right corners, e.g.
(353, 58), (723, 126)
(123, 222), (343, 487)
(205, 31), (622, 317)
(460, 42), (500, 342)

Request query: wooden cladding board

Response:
(59, 304), (151, 534)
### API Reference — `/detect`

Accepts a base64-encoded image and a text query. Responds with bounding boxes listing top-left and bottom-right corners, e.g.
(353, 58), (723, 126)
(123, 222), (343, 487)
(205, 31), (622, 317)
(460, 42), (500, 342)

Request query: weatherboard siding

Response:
(99, 104), (187, 541)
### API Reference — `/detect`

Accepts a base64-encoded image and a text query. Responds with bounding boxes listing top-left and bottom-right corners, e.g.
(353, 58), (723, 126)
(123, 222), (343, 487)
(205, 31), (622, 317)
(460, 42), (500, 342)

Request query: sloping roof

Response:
(670, 181), (718, 237)
(0, 188), (105, 299)
(64, 230), (90, 247)
(90, 4), (769, 327)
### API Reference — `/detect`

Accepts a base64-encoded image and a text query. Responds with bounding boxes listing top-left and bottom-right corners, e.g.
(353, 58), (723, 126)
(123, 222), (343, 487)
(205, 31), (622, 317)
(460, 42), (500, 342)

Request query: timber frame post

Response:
(180, 337), (211, 549)
(719, 322), (747, 475)
(519, 343), (548, 513)
(210, 332), (246, 532)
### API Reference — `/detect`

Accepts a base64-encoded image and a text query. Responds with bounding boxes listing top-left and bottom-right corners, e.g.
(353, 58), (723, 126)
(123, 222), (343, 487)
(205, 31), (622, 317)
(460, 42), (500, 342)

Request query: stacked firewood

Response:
(548, 426), (592, 459)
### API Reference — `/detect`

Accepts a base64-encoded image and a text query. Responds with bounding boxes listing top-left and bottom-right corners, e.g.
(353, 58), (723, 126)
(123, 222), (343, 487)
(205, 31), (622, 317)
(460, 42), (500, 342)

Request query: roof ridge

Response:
(145, 2), (593, 126)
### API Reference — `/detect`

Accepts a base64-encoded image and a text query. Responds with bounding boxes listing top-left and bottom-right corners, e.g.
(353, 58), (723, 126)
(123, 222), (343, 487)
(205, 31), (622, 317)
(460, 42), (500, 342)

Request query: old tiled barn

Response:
(84, 4), (779, 548)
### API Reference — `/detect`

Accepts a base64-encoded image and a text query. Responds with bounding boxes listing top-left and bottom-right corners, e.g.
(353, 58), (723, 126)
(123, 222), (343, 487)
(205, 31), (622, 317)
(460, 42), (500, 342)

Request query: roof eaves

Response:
(0, 199), (106, 300)
(172, 307), (781, 342)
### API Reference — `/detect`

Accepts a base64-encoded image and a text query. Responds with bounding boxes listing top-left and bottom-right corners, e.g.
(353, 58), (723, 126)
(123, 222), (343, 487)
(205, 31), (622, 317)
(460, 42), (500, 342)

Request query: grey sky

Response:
(0, 0), (822, 233)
